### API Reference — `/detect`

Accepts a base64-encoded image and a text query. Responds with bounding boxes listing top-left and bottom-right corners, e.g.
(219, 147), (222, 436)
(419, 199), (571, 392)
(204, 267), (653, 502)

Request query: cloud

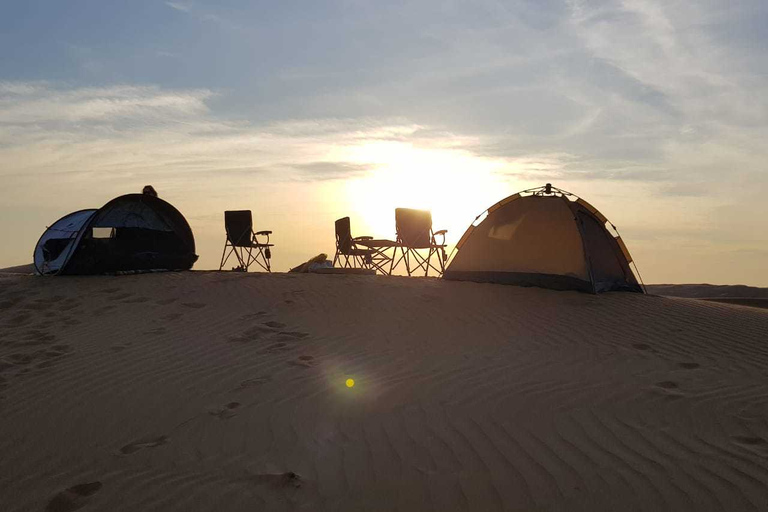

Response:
(0, 84), (213, 126)
(165, 2), (191, 13)
(287, 161), (372, 181)
(163, 1), (234, 28)
(0, 82), (432, 185)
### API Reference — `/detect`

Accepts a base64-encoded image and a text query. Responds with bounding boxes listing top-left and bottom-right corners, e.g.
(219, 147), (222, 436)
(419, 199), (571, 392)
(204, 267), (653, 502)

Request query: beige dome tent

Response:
(444, 184), (644, 293)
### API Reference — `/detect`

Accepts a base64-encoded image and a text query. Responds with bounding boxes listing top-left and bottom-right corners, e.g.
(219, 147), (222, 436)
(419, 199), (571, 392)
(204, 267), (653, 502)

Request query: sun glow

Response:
(341, 142), (511, 248)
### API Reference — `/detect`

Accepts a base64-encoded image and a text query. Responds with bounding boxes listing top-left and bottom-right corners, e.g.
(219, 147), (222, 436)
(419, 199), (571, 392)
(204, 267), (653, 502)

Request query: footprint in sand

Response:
(263, 321), (286, 329)
(209, 402), (241, 420)
(155, 298), (178, 305)
(633, 343), (652, 351)
(181, 302), (206, 309)
(120, 435), (169, 455)
(289, 355), (316, 368)
(249, 471), (301, 489)
(277, 331), (309, 340)
(653, 381), (684, 400)
(264, 342), (290, 354)
(678, 362), (700, 370)
(235, 377), (270, 390)
(93, 305), (116, 316)
(732, 435), (768, 455)
(240, 311), (267, 321)
(46, 481), (102, 512)
(229, 326), (273, 344)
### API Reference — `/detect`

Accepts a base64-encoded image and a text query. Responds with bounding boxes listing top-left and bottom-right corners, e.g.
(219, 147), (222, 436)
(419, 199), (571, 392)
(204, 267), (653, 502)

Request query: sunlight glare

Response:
(341, 141), (512, 248)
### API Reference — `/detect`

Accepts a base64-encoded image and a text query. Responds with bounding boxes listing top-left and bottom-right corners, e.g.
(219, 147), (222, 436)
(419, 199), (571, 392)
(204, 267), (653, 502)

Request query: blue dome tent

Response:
(34, 194), (197, 275)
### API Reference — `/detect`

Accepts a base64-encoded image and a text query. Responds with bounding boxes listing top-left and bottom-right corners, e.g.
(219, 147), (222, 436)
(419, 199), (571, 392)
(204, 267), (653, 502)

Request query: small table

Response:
(352, 238), (401, 275)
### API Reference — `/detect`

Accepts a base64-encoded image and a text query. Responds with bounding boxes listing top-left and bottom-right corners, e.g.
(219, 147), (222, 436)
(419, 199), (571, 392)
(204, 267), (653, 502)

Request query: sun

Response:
(342, 141), (510, 249)
(345, 378), (355, 388)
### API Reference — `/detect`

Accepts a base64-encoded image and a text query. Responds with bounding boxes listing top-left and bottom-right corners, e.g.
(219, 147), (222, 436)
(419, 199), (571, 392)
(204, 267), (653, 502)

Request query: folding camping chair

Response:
(392, 208), (447, 276)
(219, 210), (273, 272)
(332, 217), (373, 269)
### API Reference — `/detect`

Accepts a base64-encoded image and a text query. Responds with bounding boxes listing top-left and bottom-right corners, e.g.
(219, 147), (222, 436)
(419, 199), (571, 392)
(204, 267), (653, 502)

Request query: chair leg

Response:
(219, 242), (230, 271)
(405, 247), (413, 276)
(253, 246), (272, 272)
(390, 246), (404, 275)
(246, 246), (256, 271)
(233, 247), (248, 271)
(411, 248), (429, 276)
(427, 247), (436, 276)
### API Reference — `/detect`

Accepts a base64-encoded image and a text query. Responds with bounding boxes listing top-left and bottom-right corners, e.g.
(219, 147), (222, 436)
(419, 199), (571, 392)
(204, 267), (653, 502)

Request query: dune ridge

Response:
(2, 272), (768, 511)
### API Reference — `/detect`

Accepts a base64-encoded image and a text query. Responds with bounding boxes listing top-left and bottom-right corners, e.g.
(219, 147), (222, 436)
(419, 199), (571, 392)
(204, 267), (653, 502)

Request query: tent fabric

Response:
(33, 209), (97, 275)
(444, 186), (642, 293)
(34, 194), (197, 275)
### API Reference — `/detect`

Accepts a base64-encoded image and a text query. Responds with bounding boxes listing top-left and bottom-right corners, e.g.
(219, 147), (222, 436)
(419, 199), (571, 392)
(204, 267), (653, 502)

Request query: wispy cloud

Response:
(0, 82), (433, 184)
(164, 1), (234, 28)
(287, 161), (373, 181)
(0, 84), (213, 125)
(165, 2), (191, 13)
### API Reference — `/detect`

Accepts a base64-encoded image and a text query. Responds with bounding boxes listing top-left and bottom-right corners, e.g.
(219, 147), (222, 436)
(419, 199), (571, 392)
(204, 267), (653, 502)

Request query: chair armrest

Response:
(255, 230), (272, 236)
(354, 236), (373, 240)
(433, 229), (447, 236)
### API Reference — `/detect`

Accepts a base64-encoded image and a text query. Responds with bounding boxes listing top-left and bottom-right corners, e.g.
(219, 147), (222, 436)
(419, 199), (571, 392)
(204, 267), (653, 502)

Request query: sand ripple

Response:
(1, 272), (768, 511)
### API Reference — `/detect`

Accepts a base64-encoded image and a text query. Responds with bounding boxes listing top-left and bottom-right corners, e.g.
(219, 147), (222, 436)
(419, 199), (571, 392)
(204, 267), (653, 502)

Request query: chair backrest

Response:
(335, 217), (353, 254)
(395, 208), (432, 248)
(224, 210), (254, 247)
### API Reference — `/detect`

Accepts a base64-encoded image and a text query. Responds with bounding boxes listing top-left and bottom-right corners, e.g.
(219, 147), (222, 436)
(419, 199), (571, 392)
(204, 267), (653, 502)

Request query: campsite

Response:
(2, 2), (768, 511)
(3, 183), (768, 511)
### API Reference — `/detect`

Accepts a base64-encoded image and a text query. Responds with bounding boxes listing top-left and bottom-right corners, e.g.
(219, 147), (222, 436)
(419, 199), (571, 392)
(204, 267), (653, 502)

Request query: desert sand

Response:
(647, 284), (768, 310)
(2, 271), (768, 511)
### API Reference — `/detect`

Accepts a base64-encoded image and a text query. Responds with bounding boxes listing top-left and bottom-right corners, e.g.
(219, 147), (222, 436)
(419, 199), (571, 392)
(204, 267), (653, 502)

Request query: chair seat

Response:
(245, 243), (274, 248)
(348, 248), (373, 256)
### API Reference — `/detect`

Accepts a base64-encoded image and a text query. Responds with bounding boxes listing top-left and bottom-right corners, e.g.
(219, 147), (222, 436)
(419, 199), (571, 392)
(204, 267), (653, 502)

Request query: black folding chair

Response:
(392, 208), (447, 276)
(219, 210), (273, 272)
(332, 217), (373, 269)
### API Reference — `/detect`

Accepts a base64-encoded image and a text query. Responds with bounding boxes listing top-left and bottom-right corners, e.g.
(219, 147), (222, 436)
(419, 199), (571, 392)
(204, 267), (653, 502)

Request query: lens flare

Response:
(345, 378), (355, 388)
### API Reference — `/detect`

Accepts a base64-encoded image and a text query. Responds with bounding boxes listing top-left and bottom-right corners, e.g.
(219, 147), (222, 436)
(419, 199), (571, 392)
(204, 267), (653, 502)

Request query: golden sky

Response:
(1, 1), (767, 285)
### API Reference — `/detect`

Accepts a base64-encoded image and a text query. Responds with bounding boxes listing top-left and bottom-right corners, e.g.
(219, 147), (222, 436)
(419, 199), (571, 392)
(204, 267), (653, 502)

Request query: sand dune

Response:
(2, 272), (768, 511)
(647, 284), (768, 310)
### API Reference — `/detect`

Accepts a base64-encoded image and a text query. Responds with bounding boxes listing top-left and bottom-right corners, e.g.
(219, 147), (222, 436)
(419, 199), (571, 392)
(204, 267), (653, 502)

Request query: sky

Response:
(1, 0), (767, 285)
